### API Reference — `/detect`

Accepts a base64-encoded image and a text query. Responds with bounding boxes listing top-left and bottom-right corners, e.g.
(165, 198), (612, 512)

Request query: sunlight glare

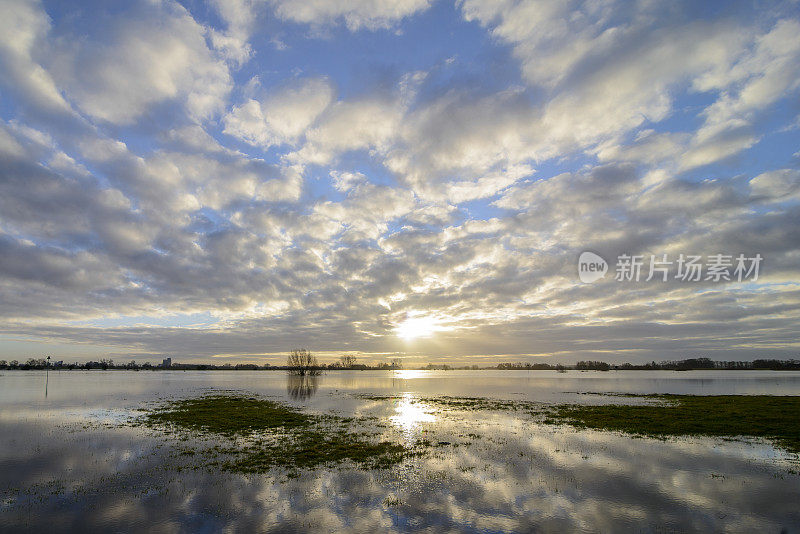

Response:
(389, 393), (436, 437)
(392, 369), (431, 379)
(395, 314), (443, 340)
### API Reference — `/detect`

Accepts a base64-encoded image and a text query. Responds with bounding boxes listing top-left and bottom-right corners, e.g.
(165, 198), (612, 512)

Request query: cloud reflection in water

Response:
(1, 371), (799, 532)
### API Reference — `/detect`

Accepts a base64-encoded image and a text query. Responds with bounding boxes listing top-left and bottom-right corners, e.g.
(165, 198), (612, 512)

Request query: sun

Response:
(395, 315), (441, 340)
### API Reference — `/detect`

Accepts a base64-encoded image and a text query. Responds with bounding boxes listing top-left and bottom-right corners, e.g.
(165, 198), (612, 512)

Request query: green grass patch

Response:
(363, 393), (800, 455)
(146, 395), (312, 435)
(144, 394), (411, 472)
(547, 395), (800, 454)
(231, 430), (406, 472)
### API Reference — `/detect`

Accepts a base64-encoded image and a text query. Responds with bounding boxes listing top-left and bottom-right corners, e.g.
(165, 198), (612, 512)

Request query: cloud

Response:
(0, 0), (799, 364)
(0, 0), (71, 114)
(290, 98), (403, 165)
(49, 0), (231, 124)
(313, 181), (417, 241)
(750, 169), (800, 200)
(289, 85), (540, 203)
(268, 0), (433, 31)
(207, 0), (260, 65)
(161, 125), (240, 156)
(386, 89), (539, 202)
(223, 78), (335, 147)
(460, 1), (800, 170)
(684, 19), (800, 168)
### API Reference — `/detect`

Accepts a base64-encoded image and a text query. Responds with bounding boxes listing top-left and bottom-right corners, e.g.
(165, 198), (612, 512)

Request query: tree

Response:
(576, 360), (610, 371)
(340, 355), (357, 368)
(390, 358), (403, 370)
(287, 349), (320, 376)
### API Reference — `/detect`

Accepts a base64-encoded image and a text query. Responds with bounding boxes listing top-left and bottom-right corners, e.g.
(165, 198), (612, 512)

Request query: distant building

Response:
(162, 357), (172, 368)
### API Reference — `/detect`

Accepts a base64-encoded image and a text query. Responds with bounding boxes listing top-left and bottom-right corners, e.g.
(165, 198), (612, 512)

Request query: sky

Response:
(0, 0), (799, 366)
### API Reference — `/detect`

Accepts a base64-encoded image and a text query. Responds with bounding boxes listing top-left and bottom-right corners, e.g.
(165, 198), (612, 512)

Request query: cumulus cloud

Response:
(49, 0), (231, 124)
(750, 169), (800, 200)
(207, 0), (260, 64)
(0, 0), (71, 114)
(290, 98), (403, 165)
(0, 0), (798, 364)
(224, 78), (335, 147)
(268, 0), (433, 30)
(461, 1), (800, 170)
(386, 89), (539, 202)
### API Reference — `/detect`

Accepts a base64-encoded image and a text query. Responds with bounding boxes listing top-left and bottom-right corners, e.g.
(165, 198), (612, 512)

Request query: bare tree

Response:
(390, 358), (403, 370)
(340, 354), (357, 368)
(287, 349), (320, 376)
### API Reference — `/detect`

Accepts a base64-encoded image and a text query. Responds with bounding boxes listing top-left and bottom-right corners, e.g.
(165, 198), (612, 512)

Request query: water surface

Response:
(1, 370), (799, 532)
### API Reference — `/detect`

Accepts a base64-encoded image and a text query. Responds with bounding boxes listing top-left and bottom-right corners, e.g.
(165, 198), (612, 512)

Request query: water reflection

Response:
(286, 374), (319, 401)
(1, 371), (800, 532)
(1, 407), (798, 533)
(391, 370), (433, 380)
(389, 393), (436, 440)
(5, 370), (800, 408)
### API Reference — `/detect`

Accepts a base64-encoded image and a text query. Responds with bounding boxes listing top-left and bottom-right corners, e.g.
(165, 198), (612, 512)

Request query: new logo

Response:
(578, 251), (608, 283)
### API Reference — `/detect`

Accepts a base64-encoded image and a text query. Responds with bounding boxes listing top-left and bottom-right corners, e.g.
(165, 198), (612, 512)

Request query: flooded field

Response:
(1, 370), (799, 532)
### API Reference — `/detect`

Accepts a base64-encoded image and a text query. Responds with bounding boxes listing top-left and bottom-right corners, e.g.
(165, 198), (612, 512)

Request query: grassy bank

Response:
(143, 393), (800, 476)
(362, 393), (800, 454)
(546, 394), (800, 454)
(143, 394), (408, 472)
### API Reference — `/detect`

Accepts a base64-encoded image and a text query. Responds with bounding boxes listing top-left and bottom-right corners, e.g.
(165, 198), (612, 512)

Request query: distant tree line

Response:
(0, 358), (264, 371)
(0, 353), (405, 371)
(494, 357), (800, 371)
(497, 362), (561, 370)
(1, 356), (798, 371)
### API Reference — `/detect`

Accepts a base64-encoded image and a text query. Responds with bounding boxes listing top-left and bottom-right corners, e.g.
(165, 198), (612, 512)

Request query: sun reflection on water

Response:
(392, 370), (433, 379)
(389, 393), (436, 439)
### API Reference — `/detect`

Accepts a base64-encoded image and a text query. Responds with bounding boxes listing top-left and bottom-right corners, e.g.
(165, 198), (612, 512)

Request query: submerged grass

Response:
(144, 392), (800, 475)
(546, 394), (800, 454)
(358, 394), (536, 412)
(363, 393), (800, 455)
(144, 394), (410, 473)
(231, 431), (406, 472)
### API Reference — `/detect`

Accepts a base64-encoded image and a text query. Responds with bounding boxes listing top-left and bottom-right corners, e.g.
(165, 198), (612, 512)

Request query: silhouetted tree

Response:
(287, 349), (320, 376)
(576, 361), (611, 371)
(340, 355), (357, 368)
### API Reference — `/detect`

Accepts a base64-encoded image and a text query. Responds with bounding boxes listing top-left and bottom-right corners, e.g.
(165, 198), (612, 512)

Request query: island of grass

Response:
(143, 393), (800, 475)
(144, 394), (408, 472)
(361, 393), (800, 455)
(546, 394), (800, 454)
